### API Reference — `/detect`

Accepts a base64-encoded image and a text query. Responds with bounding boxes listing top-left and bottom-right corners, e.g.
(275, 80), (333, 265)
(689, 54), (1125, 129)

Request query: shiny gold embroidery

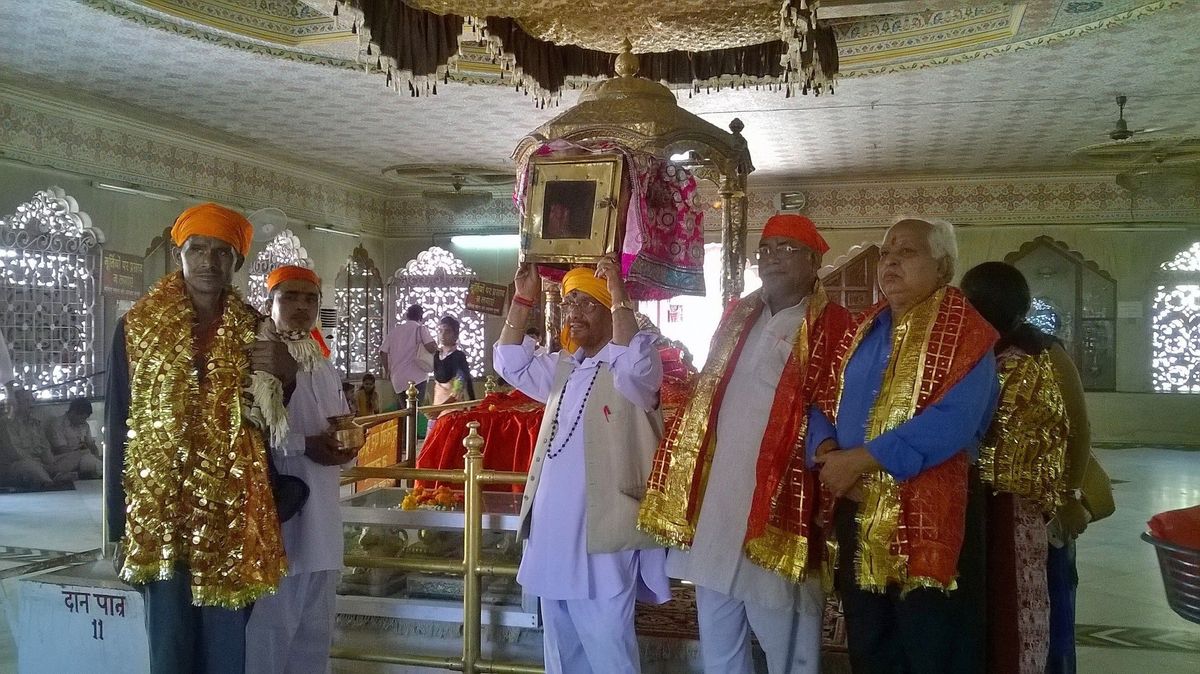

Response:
(854, 288), (943, 593)
(121, 272), (285, 608)
(979, 349), (1069, 513)
(637, 291), (762, 547)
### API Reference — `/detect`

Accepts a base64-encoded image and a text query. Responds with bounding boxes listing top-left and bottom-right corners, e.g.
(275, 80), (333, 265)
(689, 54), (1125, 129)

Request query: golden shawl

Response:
(835, 286), (996, 593)
(979, 347), (1069, 513)
(638, 283), (852, 581)
(121, 272), (286, 608)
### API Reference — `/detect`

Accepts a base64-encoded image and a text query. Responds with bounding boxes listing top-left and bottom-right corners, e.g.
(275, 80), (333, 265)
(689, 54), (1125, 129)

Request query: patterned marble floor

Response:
(2, 450), (1198, 673)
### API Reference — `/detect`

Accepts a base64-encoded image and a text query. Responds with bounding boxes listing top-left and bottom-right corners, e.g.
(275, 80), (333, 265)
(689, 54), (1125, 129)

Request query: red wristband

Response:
(512, 294), (535, 308)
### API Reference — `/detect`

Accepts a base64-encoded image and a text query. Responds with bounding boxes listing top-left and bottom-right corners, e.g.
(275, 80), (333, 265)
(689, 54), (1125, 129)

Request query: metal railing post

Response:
(462, 421), (485, 674)
(404, 381), (419, 469)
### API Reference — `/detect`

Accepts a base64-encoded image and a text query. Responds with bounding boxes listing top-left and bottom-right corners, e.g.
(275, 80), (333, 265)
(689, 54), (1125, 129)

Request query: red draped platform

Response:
(415, 390), (545, 493)
(415, 347), (698, 492)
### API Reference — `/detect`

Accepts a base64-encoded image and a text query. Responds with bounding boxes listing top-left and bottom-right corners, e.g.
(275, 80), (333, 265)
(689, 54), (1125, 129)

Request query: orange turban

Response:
(266, 265), (321, 292)
(559, 266), (613, 353)
(762, 214), (829, 255)
(170, 203), (253, 257)
(561, 267), (612, 309)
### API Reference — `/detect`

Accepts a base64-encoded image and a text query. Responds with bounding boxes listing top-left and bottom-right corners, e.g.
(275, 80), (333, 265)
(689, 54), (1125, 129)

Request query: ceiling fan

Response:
(1106, 94), (1187, 141)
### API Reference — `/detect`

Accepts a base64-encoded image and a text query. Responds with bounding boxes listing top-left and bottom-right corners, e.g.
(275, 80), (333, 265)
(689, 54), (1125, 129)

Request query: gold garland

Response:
(121, 272), (286, 608)
(978, 348), (1069, 513)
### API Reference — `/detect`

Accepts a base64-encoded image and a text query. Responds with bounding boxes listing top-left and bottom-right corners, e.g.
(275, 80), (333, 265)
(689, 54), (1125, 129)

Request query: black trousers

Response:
(834, 472), (987, 674)
(140, 566), (250, 674)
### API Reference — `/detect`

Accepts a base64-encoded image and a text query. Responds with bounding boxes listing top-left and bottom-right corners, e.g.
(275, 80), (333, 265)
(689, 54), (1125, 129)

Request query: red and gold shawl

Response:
(979, 347), (1069, 514)
(121, 272), (286, 608)
(638, 283), (852, 581)
(835, 286), (996, 593)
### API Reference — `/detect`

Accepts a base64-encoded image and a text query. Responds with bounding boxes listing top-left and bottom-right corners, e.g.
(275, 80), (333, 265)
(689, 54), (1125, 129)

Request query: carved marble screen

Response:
(1152, 242), (1200, 393)
(335, 245), (385, 377)
(387, 247), (484, 377)
(1006, 236), (1116, 391)
(246, 229), (313, 311)
(0, 188), (101, 400)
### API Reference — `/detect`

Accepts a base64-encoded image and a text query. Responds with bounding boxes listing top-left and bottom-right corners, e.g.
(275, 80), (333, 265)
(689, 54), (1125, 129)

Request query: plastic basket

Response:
(1141, 531), (1200, 624)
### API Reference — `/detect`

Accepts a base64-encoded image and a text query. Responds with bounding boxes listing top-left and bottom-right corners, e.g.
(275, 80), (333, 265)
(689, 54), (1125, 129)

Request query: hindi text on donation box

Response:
(17, 578), (150, 673)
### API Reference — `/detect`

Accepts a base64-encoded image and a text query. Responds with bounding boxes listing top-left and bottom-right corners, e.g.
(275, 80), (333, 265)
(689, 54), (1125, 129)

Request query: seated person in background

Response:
(1, 389), (78, 489)
(355, 372), (380, 417)
(45, 398), (103, 480)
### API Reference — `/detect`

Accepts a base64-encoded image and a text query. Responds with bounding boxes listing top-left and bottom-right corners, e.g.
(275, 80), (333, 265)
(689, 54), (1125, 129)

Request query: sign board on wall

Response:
(465, 281), (509, 316)
(101, 251), (145, 301)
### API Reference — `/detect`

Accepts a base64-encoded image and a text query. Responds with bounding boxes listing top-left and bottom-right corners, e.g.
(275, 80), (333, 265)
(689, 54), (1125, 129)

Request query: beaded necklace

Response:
(544, 365), (602, 459)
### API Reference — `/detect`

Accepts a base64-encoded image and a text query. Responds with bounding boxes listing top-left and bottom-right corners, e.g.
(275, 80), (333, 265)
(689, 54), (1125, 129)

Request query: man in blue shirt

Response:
(810, 218), (998, 674)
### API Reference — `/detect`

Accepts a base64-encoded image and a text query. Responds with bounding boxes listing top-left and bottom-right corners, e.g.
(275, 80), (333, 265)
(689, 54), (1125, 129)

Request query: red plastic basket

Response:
(1142, 531), (1200, 625)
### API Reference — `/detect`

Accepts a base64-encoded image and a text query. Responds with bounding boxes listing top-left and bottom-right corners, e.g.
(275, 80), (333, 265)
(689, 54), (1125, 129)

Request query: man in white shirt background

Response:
(379, 303), (437, 403)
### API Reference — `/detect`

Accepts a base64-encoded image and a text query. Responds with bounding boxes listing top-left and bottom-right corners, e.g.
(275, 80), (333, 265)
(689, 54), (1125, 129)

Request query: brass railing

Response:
(333, 420), (544, 674)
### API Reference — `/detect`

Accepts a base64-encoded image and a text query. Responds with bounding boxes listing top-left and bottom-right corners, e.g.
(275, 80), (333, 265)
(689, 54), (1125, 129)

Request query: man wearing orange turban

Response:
(493, 258), (670, 674)
(105, 203), (297, 673)
(639, 214), (853, 674)
(247, 265), (354, 674)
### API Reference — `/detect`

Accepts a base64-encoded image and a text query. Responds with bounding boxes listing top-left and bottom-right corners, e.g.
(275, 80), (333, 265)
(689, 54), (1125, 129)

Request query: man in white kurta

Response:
(246, 267), (353, 674)
(641, 215), (852, 674)
(495, 261), (670, 674)
(664, 302), (824, 672)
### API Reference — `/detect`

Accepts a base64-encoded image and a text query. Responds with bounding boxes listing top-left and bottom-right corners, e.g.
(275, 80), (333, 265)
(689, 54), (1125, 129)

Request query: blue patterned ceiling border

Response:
(839, 0), (1184, 78)
(73, 0), (362, 70)
(133, 0), (352, 45)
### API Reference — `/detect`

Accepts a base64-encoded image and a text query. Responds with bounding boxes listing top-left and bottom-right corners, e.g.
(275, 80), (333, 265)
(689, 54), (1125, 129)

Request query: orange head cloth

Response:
(762, 214), (829, 255)
(170, 203), (254, 258)
(559, 266), (613, 354)
(266, 265), (321, 293)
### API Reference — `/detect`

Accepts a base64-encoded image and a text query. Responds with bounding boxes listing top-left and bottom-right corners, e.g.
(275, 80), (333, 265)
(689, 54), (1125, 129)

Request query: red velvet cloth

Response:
(1149, 505), (1200, 550)
(415, 390), (544, 493)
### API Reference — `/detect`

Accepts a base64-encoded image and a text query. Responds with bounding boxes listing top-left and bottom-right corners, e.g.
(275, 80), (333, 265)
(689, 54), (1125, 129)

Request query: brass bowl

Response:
(327, 413), (365, 451)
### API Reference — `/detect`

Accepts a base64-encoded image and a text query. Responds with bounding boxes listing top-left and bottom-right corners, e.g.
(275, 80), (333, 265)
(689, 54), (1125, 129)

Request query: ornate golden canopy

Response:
(514, 41), (756, 305)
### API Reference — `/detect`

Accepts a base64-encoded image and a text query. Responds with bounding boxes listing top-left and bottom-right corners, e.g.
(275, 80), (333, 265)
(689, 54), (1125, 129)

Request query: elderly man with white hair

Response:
(808, 217), (999, 674)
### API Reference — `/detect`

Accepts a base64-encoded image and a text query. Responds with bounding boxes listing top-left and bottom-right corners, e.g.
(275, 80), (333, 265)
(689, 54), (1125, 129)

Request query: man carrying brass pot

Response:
(245, 265), (356, 674)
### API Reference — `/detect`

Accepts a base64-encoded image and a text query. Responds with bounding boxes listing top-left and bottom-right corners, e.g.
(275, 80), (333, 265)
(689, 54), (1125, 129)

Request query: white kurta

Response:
(494, 333), (670, 603)
(666, 299), (812, 611)
(273, 358), (352, 574)
(246, 356), (351, 674)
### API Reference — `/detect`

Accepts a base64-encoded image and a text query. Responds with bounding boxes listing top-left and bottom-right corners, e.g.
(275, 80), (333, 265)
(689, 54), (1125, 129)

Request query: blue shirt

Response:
(807, 306), (998, 481)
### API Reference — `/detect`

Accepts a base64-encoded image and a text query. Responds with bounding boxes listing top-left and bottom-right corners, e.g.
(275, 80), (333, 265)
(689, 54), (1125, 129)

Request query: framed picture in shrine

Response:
(520, 153), (625, 265)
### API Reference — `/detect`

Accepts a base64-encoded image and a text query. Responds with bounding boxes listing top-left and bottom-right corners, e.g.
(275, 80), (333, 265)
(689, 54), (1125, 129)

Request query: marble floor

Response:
(1, 448), (1198, 673)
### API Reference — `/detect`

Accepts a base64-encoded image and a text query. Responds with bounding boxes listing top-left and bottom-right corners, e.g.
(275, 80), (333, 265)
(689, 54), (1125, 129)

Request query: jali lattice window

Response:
(335, 245), (385, 376)
(387, 247), (484, 376)
(1152, 242), (1200, 393)
(0, 188), (101, 400)
(246, 229), (313, 310)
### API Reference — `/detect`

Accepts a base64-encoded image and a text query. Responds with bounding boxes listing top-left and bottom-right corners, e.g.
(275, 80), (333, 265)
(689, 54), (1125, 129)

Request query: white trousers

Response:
(540, 581), (640, 674)
(245, 570), (339, 674)
(695, 582), (823, 674)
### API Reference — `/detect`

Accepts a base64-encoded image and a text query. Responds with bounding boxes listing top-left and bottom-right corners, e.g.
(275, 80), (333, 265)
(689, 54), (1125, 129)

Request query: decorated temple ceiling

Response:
(0, 0), (1196, 188)
(106, 1), (1184, 82)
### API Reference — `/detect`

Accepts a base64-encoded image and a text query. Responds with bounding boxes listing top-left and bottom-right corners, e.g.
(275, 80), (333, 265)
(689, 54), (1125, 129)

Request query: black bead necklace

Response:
(544, 366), (601, 459)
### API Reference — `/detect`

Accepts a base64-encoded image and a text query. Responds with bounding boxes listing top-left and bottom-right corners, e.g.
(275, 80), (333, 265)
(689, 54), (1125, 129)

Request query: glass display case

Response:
(338, 486), (538, 628)
(1006, 236), (1116, 391)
